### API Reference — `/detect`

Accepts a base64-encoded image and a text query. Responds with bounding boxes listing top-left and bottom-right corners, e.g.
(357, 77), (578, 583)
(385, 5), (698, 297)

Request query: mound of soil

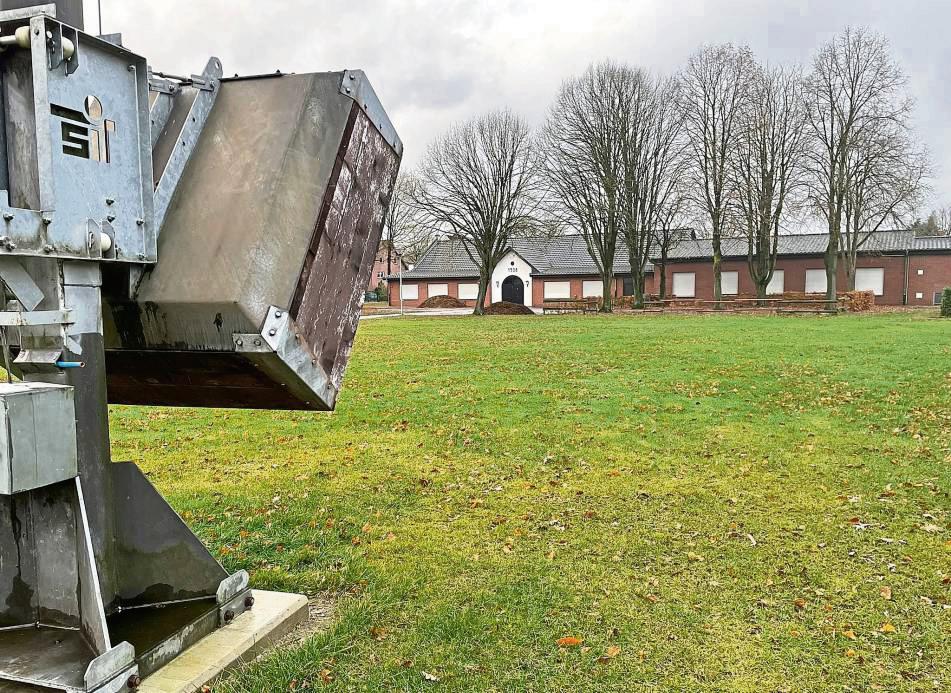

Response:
(420, 295), (467, 308)
(483, 301), (535, 315)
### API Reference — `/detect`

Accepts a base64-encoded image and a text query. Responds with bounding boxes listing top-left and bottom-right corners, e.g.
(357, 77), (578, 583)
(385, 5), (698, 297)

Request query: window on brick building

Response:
(855, 268), (884, 296)
(805, 269), (827, 294)
(672, 272), (695, 298)
(766, 270), (785, 295)
(721, 271), (738, 295)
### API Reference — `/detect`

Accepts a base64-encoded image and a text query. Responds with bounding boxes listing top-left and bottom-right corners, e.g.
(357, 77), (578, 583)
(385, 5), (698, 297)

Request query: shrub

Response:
(941, 287), (951, 318)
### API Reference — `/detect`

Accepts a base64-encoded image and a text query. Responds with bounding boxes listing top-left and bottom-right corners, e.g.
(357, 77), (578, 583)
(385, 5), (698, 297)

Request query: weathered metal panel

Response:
(102, 71), (402, 410)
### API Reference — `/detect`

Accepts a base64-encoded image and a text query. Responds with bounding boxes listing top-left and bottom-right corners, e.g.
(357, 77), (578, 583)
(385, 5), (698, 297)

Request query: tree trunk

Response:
(756, 282), (767, 307)
(824, 248), (838, 310)
(658, 253), (668, 301)
(712, 241), (723, 310)
(601, 273), (614, 313)
(386, 244), (392, 277)
(474, 275), (489, 315)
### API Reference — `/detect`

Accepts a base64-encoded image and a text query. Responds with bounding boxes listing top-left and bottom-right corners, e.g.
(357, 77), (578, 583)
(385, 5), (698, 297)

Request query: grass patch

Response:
(110, 312), (951, 691)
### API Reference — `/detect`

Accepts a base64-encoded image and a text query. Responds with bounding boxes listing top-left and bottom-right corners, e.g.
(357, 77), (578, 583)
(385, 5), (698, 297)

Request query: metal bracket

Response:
(0, 309), (72, 326)
(85, 642), (136, 692)
(152, 57), (224, 236)
(339, 70), (403, 157)
(216, 570), (251, 626)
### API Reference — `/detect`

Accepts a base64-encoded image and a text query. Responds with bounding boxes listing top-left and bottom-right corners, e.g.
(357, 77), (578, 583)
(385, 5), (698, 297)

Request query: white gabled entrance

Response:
(491, 251), (534, 307)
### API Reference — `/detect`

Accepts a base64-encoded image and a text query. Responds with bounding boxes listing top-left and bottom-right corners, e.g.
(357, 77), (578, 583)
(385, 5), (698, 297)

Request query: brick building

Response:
(368, 240), (407, 292)
(389, 231), (951, 308)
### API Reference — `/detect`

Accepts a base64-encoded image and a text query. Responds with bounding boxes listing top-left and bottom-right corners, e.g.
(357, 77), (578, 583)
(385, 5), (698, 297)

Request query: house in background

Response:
(389, 231), (951, 308)
(388, 236), (643, 308)
(659, 231), (951, 306)
(368, 240), (408, 293)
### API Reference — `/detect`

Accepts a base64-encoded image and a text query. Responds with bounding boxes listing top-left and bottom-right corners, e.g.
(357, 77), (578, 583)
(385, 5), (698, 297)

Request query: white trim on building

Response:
(491, 251), (534, 306)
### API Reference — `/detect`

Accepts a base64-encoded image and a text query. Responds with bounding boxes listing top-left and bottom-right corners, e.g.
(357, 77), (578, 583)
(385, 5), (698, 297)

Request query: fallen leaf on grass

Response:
(880, 586), (892, 601)
(687, 552), (704, 562)
(880, 622), (897, 634)
(794, 598), (807, 611)
(319, 669), (333, 684)
(596, 645), (621, 664)
(557, 636), (583, 647)
(845, 649), (857, 658)
(921, 524), (943, 534)
(843, 629), (857, 640)
(422, 671), (440, 682)
(369, 626), (387, 641)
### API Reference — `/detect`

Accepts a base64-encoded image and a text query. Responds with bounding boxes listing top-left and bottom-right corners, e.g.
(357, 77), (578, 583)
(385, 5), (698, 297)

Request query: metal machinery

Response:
(0, 1), (402, 690)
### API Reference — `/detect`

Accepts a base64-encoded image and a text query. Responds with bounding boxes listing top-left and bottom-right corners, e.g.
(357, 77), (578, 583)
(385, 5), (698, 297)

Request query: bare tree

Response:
(912, 207), (951, 236)
(544, 62), (632, 312)
(621, 76), (688, 308)
(384, 174), (431, 273)
(732, 63), (808, 302)
(840, 124), (927, 287)
(682, 44), (755, 306)
(412, 110), (545, 315)
(805, 27), (916, 306)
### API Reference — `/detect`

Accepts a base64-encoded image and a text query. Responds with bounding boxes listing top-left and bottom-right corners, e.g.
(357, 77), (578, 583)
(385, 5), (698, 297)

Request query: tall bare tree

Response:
(805, 27), (916, 306)
(544, 62), (632, 312)
(384, 174), (431, 273)
(840, 126), (927, 288)
(412, 110), (544, 315)
(621, 76), (688, 308)
(732, 63), (808, 302)
(682, 44), (755, 306)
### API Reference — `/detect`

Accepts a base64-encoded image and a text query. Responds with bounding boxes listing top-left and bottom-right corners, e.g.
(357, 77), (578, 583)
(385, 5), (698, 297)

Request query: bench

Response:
(638, 298), (839, 313)
(542, 298), (600, 314)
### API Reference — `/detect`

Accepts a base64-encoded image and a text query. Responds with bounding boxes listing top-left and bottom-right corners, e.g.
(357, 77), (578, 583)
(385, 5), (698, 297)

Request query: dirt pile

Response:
(420, 295), (467, 308)
(484, 301), (535, 315)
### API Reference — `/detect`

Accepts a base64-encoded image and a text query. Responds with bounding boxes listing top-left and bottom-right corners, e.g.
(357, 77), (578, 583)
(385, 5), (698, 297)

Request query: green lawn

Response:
(110, 312), (951, 691)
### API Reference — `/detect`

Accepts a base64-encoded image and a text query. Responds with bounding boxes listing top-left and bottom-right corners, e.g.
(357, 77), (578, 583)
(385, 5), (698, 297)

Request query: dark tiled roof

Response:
(394, 230), (951, 280)
(660, 230), (951, 261)
(397, 235), (643, 280)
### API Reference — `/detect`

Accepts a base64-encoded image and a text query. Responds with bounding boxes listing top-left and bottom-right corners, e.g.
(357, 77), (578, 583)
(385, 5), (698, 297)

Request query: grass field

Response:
(110, 312), (951, 691)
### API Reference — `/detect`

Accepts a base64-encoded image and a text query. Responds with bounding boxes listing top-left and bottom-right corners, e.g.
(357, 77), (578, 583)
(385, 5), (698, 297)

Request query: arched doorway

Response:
(501, 275), (524, 304)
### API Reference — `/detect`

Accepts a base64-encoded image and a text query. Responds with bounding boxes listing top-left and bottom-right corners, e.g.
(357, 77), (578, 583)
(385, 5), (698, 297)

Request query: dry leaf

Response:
(687, 551), (704, 562)
(319, 669), (333, 684)
(794, 598), (807, 611)
(845, 649), (857, 658)
(422, 671), (440, 682)
(880, 586), (892, 601)
(843, 629), (857, 640)
(596, 646), (621, 665)
(880, 622), (897, 634)
(557, 636), (583, 647)
(369, 626), (387, 641)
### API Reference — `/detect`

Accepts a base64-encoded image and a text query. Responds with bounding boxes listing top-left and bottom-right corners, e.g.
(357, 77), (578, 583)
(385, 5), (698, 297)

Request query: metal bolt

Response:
(42, 244), (54, 253)
(127, 674), (141, 689)
(106, 197), (115, 205)
(245, 595), (255, 609)
(268, 328), (277, 337)
(311, 359), (317, 366)
(137, 253), (146, 260)
(253, 338), (262, 347)
(274, 311), (282, 318)
(349, 74), (356, 80)
(345, 87), (351, 94)
(107, 214), (116, 222)
(236, 339), (244, 347)
(136, 218), (145, 226)
(2, 213), (13, 221)
(42, 216), (52, 226)
(224, 609), (235, 623)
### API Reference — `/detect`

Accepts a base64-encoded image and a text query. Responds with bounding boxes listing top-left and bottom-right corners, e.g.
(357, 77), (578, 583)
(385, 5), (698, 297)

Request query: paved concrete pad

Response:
(139, 591), (308, 693)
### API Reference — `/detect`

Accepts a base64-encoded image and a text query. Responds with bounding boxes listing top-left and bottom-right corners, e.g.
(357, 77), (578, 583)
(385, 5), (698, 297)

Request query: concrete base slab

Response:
(139, 590), (308, 693)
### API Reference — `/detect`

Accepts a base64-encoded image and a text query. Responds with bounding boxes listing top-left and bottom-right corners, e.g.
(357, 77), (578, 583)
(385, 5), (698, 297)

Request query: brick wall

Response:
(658, 254), (935, 306)
(387, 278), (490, 308)
(907, 254), (951, 306)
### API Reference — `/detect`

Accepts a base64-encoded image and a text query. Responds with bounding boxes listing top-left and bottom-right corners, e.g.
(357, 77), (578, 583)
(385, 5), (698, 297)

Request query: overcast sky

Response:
(89, 0), (951, 210)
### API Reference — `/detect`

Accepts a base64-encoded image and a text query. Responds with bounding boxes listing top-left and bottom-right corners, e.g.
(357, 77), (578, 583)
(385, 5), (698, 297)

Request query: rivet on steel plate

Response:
(245, 595), (255, 609)
(224, 609), (235, 623)
(42, 244), (54, 253)
(236, 339), (243, 347)
(268, 328), (277, 337)
(345, 87), (351, 94)
(127, 674), (141, 689)
(2, 213), (12, 221)
(107, 214), (116, 222)
(106, 197), (115, 205)
(42, 216), (52, 225)
(275, 311), (283, 318)
(253, 338), (262, 347)
(136, 218), (145, 226)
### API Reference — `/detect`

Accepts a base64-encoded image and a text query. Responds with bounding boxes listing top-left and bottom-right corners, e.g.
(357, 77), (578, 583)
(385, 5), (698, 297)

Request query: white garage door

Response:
(457, 283), (478, 300)
(400, 283), (419, 300)
(766, 270), (785, 295)
(672, 272), (696, 298)
(854, 268), (884, 296)
(721, 271), (738, 296)
(428, 283), (449, 297)
(544, 281), (571, 299)
(804, 269), (827, 294)
(582, 280), (603, 297)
